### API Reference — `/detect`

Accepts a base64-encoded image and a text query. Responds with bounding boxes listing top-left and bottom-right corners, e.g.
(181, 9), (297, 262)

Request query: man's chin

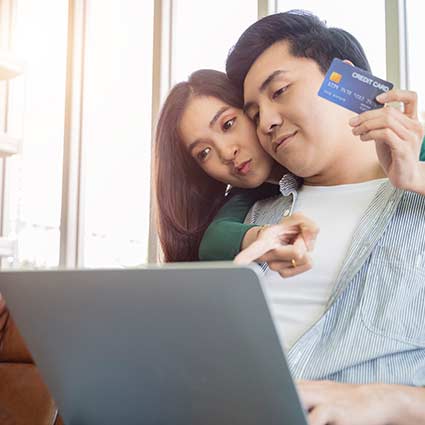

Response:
(279, 160), (314, 179)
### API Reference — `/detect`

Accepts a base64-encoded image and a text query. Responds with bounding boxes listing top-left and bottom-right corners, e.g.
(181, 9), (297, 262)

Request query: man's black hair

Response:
(226, 10), (371, 91)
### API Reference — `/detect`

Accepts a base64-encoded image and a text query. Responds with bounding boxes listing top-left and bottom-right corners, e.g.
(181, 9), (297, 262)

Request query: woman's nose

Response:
(216, 142), (239, 163)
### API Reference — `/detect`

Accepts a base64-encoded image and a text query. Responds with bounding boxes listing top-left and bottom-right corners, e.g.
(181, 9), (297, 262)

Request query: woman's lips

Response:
(236, 159), (252, 176)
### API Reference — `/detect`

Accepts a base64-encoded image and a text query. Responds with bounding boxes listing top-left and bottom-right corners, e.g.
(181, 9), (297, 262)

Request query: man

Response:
(226, 11), (425, 425)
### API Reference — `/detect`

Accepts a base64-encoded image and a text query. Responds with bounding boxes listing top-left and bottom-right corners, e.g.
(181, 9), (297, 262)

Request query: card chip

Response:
(330, 72), (342, 83)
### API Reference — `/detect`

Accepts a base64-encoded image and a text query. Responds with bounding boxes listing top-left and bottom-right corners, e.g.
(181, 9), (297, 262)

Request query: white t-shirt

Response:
(263, 178), (387, 350)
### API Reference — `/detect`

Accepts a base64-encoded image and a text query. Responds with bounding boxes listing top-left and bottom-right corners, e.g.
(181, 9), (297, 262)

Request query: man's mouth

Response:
(272, 130), (298, 153)
(235, 159), (252, 176)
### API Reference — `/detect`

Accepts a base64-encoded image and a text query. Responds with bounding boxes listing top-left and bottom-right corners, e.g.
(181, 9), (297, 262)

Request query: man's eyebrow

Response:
(260, 70), (287, 92)
(243, 69), (288, 113)
(209, 106), (230, 128)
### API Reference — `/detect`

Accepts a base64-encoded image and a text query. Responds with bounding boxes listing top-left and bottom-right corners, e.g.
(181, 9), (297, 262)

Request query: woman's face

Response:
(179, 95), (274, 188)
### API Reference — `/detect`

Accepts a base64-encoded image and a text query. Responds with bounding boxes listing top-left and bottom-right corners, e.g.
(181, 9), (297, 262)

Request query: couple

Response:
(155, 11), (425, 425)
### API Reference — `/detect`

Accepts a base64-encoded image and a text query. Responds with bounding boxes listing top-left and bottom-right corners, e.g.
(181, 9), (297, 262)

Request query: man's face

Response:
(243, 40), (354, 178)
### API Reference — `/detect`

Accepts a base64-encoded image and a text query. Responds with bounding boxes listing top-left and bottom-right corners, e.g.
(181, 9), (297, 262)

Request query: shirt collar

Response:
(278, 173), (303, 196)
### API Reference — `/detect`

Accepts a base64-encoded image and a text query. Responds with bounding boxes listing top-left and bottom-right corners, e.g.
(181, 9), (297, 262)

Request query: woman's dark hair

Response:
(154, 69), (243, 262)
(226, 10), (371, 91)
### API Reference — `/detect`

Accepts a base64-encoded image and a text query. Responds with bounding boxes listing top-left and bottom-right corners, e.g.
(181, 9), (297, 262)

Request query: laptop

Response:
(0, 263), (308, 425)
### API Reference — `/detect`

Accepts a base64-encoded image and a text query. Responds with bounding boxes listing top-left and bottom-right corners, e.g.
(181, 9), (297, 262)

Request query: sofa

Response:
(0, 293), (63, 425)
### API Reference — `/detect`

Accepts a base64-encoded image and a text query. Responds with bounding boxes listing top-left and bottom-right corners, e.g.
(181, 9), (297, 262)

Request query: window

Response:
(406, 0), (425, 121)
(276, 0), (387, 78)
(171, 0), (258, 83)
(80, 0), (154, 267)
(2, 0), (68, 269)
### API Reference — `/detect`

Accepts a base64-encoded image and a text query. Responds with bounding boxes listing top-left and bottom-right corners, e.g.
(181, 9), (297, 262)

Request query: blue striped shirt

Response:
(246, 174), (425, 386)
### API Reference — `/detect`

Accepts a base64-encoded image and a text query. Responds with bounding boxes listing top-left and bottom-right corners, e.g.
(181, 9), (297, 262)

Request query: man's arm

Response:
(198, 183), (278, 261)
(298, 380), (425, 425)
(350, 90), (425, 195)
(393, 384), (425, 424)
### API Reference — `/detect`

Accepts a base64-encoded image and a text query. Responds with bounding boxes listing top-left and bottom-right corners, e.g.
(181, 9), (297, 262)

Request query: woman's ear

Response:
(342, 59), (354, 67)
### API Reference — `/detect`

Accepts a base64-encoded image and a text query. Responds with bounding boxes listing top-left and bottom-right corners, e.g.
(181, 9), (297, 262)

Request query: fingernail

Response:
(349, 116), (359, 126)
(376, 93), (386, 102)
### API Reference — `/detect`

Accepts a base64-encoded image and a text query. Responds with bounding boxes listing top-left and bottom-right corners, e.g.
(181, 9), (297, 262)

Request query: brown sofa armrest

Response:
(0, 363), (58, 425)
(0, 293), (8, 350)
(0, 294), (62, 424)
(0, 292), (32, 363)
(0, 311), (33, 364)
(54, 414), (64, 425)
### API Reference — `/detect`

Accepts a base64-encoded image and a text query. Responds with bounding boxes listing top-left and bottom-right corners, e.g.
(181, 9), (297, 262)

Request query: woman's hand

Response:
(349, 89), (425, 194)
(234, 212), (319, 278)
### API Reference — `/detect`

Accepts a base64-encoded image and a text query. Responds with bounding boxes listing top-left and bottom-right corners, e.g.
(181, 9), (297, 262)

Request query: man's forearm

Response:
(298, 380), (425, 425)
(389, 384), (425, 425)
(419, 162), (425, 195)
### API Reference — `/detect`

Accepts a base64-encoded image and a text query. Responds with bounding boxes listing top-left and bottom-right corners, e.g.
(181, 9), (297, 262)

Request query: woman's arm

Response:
(198, 183), (278, 261)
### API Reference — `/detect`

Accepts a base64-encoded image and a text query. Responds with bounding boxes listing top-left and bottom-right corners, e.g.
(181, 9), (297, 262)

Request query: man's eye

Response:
(272, 86), (288, 100)
(222, 118), (235, 131)
(197, 147), (211, 162)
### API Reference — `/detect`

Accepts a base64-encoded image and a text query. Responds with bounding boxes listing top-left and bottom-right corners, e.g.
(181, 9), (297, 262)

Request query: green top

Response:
(421, 136), (425, 162)
(198, 137), (425, 261)
(198, 183), (279, 260)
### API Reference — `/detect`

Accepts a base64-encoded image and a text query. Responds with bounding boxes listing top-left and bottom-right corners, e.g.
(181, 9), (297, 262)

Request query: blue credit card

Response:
(318, 58), (393, 114)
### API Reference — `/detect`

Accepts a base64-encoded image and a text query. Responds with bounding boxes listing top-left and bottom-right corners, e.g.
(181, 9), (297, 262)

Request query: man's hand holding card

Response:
(318, 58), (425, 194)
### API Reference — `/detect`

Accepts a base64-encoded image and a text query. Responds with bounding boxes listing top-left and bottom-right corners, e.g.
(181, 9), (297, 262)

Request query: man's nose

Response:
(259, 105), (283, 137)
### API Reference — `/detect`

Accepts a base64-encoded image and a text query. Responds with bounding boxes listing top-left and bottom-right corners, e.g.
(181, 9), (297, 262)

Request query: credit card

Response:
(317, 58), (393, 114)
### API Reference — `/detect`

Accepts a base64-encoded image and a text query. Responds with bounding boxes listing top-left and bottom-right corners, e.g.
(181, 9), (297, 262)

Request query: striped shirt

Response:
(245, 173), (425, 386)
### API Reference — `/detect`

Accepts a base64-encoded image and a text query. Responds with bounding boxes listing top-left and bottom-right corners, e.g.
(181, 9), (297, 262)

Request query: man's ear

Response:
(342, 59), (354, 67)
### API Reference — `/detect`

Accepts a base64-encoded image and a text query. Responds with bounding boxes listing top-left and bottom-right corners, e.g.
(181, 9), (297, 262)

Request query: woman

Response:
(154, 68), (302, 264)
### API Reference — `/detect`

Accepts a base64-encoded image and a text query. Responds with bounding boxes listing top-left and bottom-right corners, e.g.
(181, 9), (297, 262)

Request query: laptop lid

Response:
(0, 263), (308, 425)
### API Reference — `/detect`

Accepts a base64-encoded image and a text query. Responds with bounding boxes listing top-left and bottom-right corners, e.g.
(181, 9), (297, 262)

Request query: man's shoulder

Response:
(246, 194), (292, 225)
(382, 189), (425, 253)
(398, 189), (425, 216)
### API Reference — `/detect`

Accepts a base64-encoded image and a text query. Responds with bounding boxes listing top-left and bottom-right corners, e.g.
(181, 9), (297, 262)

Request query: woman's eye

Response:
(272, 86), (288, 100)
(197, 147), (211, 162)
(252, 112), (260, 127)
(222, 118), (235, 131)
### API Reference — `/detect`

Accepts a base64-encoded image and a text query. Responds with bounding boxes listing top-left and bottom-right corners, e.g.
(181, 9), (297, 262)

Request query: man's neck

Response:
(303, 134), (387, 186)
(266, 162), (287, 184)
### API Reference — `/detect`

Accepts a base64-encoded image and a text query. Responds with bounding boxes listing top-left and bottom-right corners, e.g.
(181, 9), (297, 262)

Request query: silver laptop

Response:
(0, 263), (308, 425)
